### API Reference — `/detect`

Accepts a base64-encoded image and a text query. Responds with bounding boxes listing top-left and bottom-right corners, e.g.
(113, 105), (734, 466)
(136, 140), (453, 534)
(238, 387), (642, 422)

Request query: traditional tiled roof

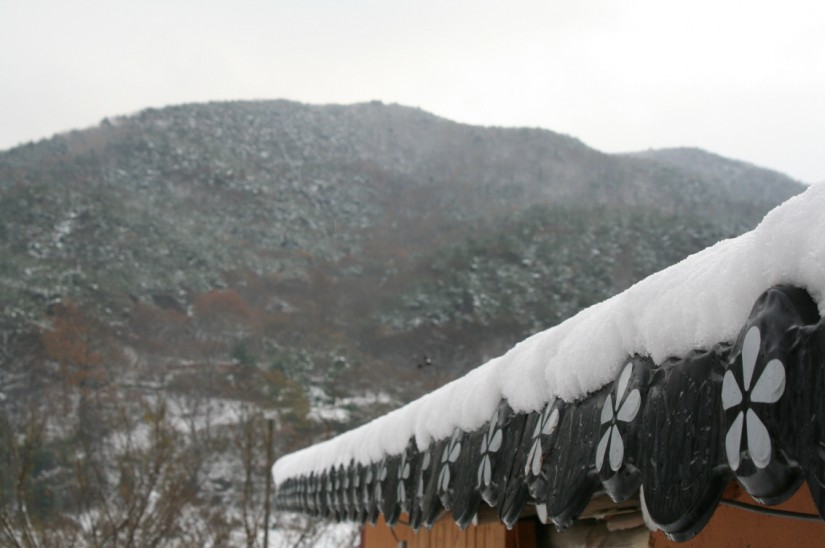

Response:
(273, 184), (825, 541)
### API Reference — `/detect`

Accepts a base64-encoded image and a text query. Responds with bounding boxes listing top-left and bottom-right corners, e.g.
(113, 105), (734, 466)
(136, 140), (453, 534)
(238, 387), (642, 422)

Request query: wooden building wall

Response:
(650, 482), (825, 548)
(361, 513), (536, 548)
(362, 482), (825, 547)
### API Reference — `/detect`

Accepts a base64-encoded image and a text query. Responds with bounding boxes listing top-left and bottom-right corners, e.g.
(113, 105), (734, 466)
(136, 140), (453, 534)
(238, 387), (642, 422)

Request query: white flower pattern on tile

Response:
(417, 449), (431, 499)
(397, 452), (411, 504)
(325, 474), (333, 508)
(477, 408), (504, 487)
(438, 430), (462, 493)
(375, 459), (388, 503)
(595, 362), (641, 472)
(340, 466), (349, 507)
(525, 401), (559, 476)
(363, 466), (373, 505)
(351, 468), (360, 509)
(722, 325), (786, 471)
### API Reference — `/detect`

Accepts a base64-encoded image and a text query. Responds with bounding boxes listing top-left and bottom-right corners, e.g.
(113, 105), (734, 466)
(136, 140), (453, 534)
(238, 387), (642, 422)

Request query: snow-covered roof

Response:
(273, 183), (825, 540)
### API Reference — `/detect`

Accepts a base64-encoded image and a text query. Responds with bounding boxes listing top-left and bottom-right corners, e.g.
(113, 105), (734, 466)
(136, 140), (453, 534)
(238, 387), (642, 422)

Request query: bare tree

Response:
(0, 405), (47, 548)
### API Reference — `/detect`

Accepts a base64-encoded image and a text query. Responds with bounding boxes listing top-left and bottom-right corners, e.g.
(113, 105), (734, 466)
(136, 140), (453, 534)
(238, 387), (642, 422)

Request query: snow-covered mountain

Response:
(0, 100), (804, 545)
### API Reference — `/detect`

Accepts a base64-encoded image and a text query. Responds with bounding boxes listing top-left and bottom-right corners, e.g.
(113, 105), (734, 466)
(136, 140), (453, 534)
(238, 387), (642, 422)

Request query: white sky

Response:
(1, 0), (823, 182)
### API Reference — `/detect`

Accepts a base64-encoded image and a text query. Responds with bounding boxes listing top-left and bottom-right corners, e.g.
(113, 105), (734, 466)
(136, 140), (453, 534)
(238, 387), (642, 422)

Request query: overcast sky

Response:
(1, 0), (823, 182)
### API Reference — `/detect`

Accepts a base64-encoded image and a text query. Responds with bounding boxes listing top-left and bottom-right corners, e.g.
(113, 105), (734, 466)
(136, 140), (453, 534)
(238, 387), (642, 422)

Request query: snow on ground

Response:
(230, 513), (359, 547)
(309, 406), (351, 422)
(105, 395), (255, 453)
(261, 522), (359, 548)
(308, 389), (396, 423)
(274, 183), (825, 484)
(165, 395), (253, 432)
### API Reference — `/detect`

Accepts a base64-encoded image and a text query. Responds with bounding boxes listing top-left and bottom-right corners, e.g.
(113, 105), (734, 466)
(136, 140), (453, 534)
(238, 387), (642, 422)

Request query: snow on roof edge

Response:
(273, 183), (825, 485)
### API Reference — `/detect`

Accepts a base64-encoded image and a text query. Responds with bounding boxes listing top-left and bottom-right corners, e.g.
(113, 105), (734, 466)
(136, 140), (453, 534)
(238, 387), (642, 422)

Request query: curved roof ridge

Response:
(273, 183), (825, 485)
